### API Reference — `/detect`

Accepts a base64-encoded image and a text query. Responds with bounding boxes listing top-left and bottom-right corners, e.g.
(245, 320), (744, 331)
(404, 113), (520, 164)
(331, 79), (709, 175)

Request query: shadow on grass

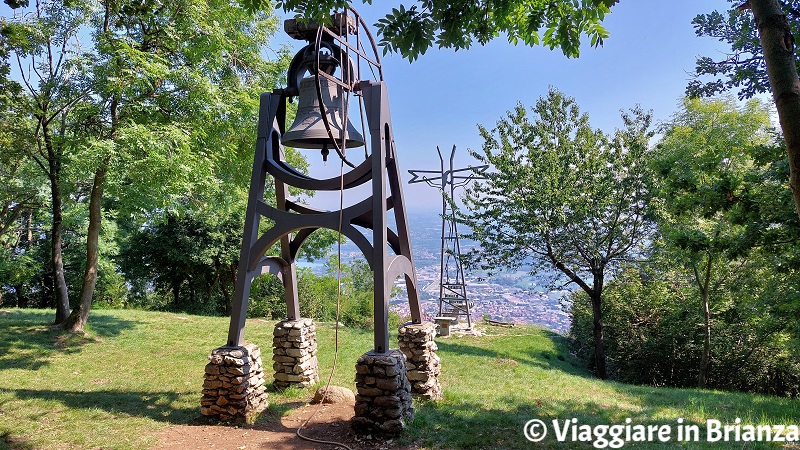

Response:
(258, 400), (307, 424)
(6, 388), (197, 424)
(0, 309), (142, 371)
(1, 431), (35, 450)
(612, 383), (800, 421)
(435, 336), (588, 377)
(409, 388), (796, 450)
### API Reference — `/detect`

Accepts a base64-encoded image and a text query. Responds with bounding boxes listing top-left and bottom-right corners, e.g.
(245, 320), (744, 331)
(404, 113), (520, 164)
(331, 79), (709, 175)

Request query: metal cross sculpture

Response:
(408, 145), (487, 327)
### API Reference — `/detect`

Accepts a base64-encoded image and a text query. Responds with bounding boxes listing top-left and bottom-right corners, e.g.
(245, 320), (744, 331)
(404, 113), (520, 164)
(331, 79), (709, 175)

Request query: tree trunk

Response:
(172, 276), (181, 308)
(698, 289), (711, 389)
(64, 87), (117, 332)
(696, 255), (714, 389)
(50, 184), (70, 323)
(45, 127), (70, 324)
(219, 264), (237, 316)
(26, 210), (32, 243)
(13, 213), (34, 309)
(590, 272), (607, 380)
(64, 163), (107, 333)
(12, 285), (23, 308)
(750, 0), (800, 219)
(551, 254), (608, 379)
(221, 278), (232, 317)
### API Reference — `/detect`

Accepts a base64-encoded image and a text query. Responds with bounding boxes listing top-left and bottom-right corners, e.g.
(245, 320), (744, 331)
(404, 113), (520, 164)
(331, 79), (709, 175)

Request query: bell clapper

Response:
(321, 144), (329, 164)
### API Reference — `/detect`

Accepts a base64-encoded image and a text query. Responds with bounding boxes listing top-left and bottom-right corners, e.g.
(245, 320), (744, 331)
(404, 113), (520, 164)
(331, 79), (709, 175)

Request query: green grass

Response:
(0, 308), (798, 449)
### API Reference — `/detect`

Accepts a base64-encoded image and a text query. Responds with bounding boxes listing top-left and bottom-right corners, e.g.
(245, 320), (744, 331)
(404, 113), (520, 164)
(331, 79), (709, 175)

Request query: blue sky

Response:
(293, 1), (740, 212)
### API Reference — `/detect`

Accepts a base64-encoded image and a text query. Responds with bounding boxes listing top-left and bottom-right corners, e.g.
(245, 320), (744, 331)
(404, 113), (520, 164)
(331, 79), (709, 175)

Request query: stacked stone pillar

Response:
(272, 318), (319, 389)
(352, 350), (414, 435)
(398, 322), (443, 400)
(200, 343), (268, 423)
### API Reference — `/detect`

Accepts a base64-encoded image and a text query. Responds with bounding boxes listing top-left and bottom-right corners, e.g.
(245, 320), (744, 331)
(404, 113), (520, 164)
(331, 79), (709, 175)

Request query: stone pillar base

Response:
(352, 350), (414, 436)
(272, 318), (319, 389)
(398, 322), (443, 400)
(200, 343), (267, 423)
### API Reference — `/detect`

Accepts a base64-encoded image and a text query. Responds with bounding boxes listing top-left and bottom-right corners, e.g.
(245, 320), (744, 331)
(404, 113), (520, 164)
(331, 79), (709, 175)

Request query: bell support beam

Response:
(361, 80), (422, 353)
(248, 195), (407, 271)
(265, 151), (374, 191)
(273, 138), (301, 324)
(363, 79), (390, 355)
(227, 92), (290, 347)
(385, 125), (422, 325)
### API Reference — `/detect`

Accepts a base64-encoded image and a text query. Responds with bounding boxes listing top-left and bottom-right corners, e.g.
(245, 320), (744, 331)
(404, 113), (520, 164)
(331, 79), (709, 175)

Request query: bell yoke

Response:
(225, 12), (423, 355)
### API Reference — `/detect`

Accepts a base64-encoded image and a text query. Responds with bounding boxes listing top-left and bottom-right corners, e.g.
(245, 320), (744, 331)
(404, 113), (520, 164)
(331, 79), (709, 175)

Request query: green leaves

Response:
(462, 87), (652, 379)
(461, 87), (653, 288)
(651, 97), (800, 357)
(3, 0), (29, 8)
(271, 0), (350, 22)
(0, 0), (302, 315)
(270, 1), (616, 61)
(653, 97), (776, 257)
(376, 5), (435, 61)
(575, 97), (800, 389)
(587, 22), (609, 48)
(690, 1), (799, 99)
(118, 210), (244, 313)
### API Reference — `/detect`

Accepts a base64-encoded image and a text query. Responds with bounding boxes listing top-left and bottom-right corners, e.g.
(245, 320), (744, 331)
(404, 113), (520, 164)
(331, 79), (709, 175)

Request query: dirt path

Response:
(157, 402), (418, 450)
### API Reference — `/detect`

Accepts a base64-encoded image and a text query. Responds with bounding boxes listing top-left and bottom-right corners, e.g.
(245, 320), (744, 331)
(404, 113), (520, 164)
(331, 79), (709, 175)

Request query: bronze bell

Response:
(283, 76), (365, 155)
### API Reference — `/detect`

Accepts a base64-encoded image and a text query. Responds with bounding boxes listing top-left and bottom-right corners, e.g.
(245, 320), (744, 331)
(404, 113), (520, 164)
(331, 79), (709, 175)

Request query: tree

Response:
(692, 0), (800, 220)
(0, 100), (47, 307)
(570, 100), (800, 392)
(2, 1), (93, 323)
(0, 84), (44, 307)
(651, 96), (786, 388)
(62, 0), (287, 332)
(3, 0), (296, 331)
(117, 208), (336, 316)
(0, 32), (40, 254)
(570, 257), (800, 395)
(460, 88), (653, 379)
(118, 211), (244, 315)
(569, 262), (703, 388)
(569, 100), (800, 394)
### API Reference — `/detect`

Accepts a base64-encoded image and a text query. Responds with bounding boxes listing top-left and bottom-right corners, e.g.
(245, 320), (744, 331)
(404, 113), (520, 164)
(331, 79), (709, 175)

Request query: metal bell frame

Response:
(226, 9), (422, 354)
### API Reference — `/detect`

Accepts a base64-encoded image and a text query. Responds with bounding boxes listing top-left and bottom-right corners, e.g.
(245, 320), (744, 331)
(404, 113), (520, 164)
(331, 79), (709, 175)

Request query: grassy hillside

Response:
(0, 308), (798, 449)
